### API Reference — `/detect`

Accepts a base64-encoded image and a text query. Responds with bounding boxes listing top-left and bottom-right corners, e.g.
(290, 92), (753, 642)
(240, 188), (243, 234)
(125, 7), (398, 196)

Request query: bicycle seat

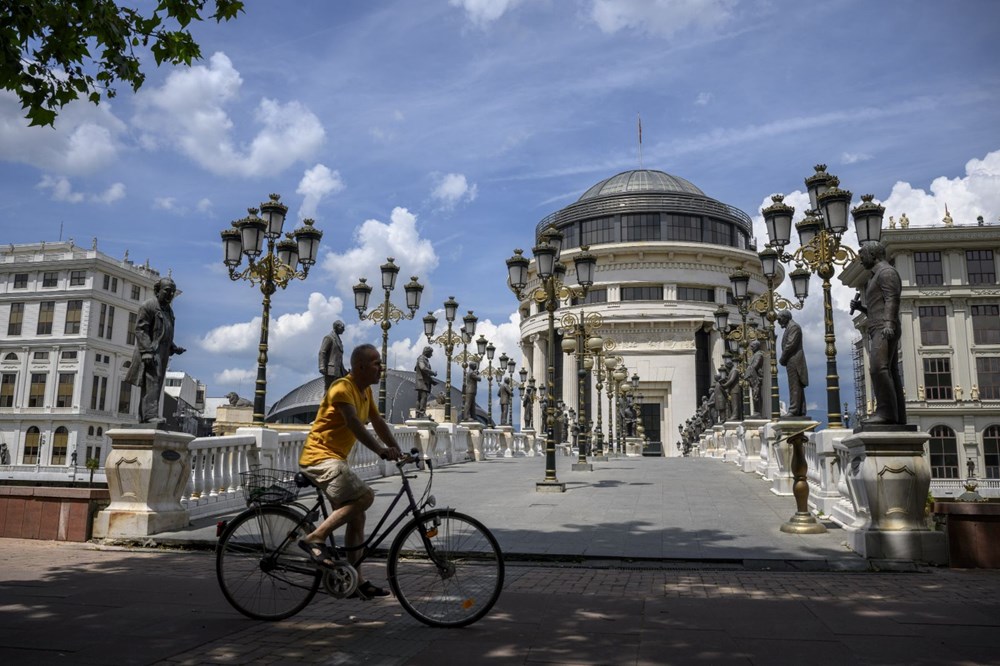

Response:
(294, 472), (315, 489)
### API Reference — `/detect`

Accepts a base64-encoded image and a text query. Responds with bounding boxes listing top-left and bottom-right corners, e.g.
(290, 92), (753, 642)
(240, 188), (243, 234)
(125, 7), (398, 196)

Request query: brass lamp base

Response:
(780, 511), (828, 534)
(536, 481), (566, 493)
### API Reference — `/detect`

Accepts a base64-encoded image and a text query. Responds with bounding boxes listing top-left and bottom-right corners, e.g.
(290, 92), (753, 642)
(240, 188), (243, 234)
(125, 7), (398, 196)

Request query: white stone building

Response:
(514, 170), (771, 456)
(842, 218), (1000, 490)
(0, 241), (161, 476)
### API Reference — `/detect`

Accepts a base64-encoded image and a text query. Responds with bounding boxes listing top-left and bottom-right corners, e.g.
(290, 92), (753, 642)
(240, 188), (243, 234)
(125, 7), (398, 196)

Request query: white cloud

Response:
(216, 367), (256, 385)
(590, 0), (738, 37)
(196, 198), (213, 213)
(841, 152), (873, 165)
(882, 148), (1000, 228)
(321, 207), (440, 297)
(0, 91), (126, 174)
(450, 0), (523, 27)
(695, 92), (712, 106)
(154, 197), (177, 211)
(297, 163), (345, 220)
(431, 172), (479, 209)
(133, 52), (325, 177)
(36, 176), (125, 204)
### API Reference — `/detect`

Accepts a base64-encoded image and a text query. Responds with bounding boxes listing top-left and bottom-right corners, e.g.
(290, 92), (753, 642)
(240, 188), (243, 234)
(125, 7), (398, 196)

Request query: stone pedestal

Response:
(521, 429), (537, 456)
(624, 437), (644, 456)
(772, 420), (826, 534)
(763, 422), (793, 495)
(462, 421), (485, 461)
(405, 419), (438, 460)
(723, 421), (741, 462)
(497, 425), (514, 457)
(810, 428), (849, 517)
(739, 419), (767, 473)
(93, 428), (195, 538)
(842, 428), (947, 563)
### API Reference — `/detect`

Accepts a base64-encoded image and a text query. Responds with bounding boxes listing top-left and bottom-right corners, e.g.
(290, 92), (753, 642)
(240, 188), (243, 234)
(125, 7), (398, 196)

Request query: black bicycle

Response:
(215, 450), (504, 627)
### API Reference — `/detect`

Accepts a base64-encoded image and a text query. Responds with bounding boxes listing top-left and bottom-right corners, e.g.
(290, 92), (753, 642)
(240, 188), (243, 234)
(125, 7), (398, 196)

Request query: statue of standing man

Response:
(851, 241), (906, 426)
(125, 277), (185, 425)
(498, 376), (513, 426)
(462, 361), (481, 421)
(319, 320), (347, 394)
(777, 310), (808, 418)
(746, 339), (765, 417)
(413, 346), (436, 419)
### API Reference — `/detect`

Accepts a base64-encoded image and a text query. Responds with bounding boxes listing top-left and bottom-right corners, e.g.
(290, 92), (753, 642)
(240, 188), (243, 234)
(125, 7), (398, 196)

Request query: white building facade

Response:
(515, 170), (771, 456)
(0, 241), (161, 476)
(843, 220), (1000, 487)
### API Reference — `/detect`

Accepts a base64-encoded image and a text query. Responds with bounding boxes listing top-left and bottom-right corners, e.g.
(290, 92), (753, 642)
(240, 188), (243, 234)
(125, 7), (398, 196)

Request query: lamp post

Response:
(480, 346), (502, 427)
(610, 364), (627, 454)
(589, 338), (617, 458)
(507, 233), (597, 492)
(453, 313), (481, 421)
(353, 258), (424, 416)
(423, 297), (463, 422)
(761, 165), (885, 427)
(221, 194), (322, 425)
(560, 309), (602, 469)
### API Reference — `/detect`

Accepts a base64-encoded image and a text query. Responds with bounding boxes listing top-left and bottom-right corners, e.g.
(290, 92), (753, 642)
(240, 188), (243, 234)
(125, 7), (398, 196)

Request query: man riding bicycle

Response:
(298, 343), (403, 598)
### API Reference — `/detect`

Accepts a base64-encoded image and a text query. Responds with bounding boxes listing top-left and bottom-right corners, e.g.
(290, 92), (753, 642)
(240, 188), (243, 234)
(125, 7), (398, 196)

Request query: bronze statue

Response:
(746, 339), (765, 417)
(319, 320), (347, 393)
(413, 346), (436, 418)
(462, 361), (480, 421)
(851, 241), (906, 426)
(125, 277), (185, 425)
(498, 376), (513, 426)
(711, 370), (727, 423)
(226, 392), (252, 407)
(522, 379), (536, 429)
(722, 358), (741, 421)
(621, 395), (638, 437)
(777, 310), (808, 418)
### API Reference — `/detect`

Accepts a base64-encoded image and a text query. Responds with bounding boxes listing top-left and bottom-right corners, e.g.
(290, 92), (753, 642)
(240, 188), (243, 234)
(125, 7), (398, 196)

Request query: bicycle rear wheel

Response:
(216, 505), (320, 620)
(387, 509), (504, 627)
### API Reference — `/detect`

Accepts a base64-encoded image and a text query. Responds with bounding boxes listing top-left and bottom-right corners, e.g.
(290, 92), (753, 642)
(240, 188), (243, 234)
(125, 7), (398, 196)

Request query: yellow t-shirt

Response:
(299, 375), (379, 467)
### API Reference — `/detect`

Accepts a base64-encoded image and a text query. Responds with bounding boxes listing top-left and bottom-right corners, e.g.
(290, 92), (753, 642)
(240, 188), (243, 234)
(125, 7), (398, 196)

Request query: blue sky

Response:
(2, 0), (999, 423)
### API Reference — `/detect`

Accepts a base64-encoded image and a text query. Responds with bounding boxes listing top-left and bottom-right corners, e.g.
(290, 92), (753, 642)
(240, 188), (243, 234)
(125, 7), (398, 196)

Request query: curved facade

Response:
(517, 169), (776, 456)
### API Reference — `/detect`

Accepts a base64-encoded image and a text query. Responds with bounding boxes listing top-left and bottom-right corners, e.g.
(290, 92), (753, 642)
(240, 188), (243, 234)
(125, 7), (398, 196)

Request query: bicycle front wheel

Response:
(216, 505), (320, 621)
(387, 509), (504, 627)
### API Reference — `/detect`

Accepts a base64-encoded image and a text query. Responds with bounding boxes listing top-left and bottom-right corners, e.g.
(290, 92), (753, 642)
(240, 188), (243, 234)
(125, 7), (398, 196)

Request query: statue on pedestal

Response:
(125, 277), (185, 425)
(722, 358), (741, 421)
(461, 361), (480, 421)
(777, 310), (808, 418)
(498, 376), (513, 426)
(413, 346), (436, 418)
(318, 320), (347, 394)
(522, 379), (536, 429)
(746, 339), (765, 417)
(711, 369), (728, 423)
(850, 241), (906, 426)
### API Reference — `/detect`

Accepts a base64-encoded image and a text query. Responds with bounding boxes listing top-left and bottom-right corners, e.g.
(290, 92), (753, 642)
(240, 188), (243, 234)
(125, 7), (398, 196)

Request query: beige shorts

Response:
(300, 459), (370, 507)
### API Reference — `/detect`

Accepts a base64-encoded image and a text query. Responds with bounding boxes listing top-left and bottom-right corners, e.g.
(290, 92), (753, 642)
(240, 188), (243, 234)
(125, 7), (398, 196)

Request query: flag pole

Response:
(637, 113), (643, 168)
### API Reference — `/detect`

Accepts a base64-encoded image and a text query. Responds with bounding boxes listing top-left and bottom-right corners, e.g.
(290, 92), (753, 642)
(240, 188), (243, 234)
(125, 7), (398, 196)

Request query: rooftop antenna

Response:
(637, 112), (643, 169)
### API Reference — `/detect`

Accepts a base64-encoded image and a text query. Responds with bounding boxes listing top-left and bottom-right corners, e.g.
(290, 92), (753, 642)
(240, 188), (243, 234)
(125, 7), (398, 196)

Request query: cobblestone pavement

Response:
(2, 540), (1000, 665)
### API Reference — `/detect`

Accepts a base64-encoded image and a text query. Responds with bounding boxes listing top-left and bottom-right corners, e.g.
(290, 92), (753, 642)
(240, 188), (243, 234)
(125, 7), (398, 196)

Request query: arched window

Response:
(984, 425), (1000, 479)
(23, 426), (40, 464)
(97, 427), (103, 436)
(929, 425), (959, 479)
(3, 352), (17, 361)
(51, 426), (69, 465)
(88, 426), (95, 436)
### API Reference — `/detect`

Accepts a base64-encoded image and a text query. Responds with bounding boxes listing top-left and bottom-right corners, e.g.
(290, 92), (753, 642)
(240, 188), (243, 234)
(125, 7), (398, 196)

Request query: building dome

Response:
(578, 170), (705, 201)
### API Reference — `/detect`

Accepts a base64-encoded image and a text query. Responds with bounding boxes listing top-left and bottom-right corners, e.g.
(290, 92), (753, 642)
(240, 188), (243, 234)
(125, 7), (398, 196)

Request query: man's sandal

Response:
(350, 580), (390, 600)
(297, 539), (336, 569)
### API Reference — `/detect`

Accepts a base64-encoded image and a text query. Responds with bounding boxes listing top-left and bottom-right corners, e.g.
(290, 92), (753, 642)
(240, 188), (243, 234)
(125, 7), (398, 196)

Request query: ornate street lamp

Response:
(507, 231), (596, 492)
(353, 258), (423, 416)
(424, 296), (462, 422)
(761, 165), (885, 426)
(221, 194), (321, 425)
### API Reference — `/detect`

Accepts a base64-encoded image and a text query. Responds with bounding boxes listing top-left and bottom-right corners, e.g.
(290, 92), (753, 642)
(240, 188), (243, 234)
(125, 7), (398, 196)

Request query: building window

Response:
(131, 284), (141, 300)
(0, 373), (15, 408)
(914, 251), (944, 286)
(704, 218), (732, 246)
(102, 274), (118, 292)
(621, 213), (661, 242)
(29, 372), (47, 407)
(23, 427), (40, 464)
(65, 300), (83, 334)
(579, 288), (608, 305)
(8, 302), (24, 335)
(33, 351), (49, 360)
(61, 350), (78, 360)
(70, 270), (86, 286)
(918, 305), (948, 346)
(984, 425), (1000, 479)
(665, 214), (701, 242)
(51, 426), (69, 465)
(976, 357), (1000, 400)
(621, 285), (663, 301)
(560, 224), (579, 250)
(98, 304), (107, 338)
(923, 357), (953, 400)
(127, 311), (138, 345)
(90, 376), (109, 411)
(42, 271), (58, 287)
(581, 217), (615, 246)
(57, 373), (74, 407)
(118, 379), (132, 414)
(677, 286), (715, 303)
(35, 301), (55, 335)
(105, 305), (115, 340)
(967, 249), (996, 285)
(13, 273), (28, 289)
(929, 425), (959, 479)
(972, 304), (1000, 345)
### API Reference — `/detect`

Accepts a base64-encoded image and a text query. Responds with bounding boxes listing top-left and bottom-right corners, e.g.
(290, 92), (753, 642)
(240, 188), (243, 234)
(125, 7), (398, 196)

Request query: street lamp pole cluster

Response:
(221, 194), (322, 425)
(507, 231), (596, 492)
(422, 298), (471, 423)
(353, 258), (424, 416)
(560, 308), (602, 469)
(761, 164), (885, 426)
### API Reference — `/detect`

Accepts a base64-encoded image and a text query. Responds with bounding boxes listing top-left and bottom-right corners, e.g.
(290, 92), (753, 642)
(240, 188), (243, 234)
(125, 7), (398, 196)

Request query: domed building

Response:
(514, 169), (774, 456)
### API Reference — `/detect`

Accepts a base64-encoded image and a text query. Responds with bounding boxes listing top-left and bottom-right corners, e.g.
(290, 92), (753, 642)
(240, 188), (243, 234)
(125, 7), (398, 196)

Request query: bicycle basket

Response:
(241, 467), (301, 505)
